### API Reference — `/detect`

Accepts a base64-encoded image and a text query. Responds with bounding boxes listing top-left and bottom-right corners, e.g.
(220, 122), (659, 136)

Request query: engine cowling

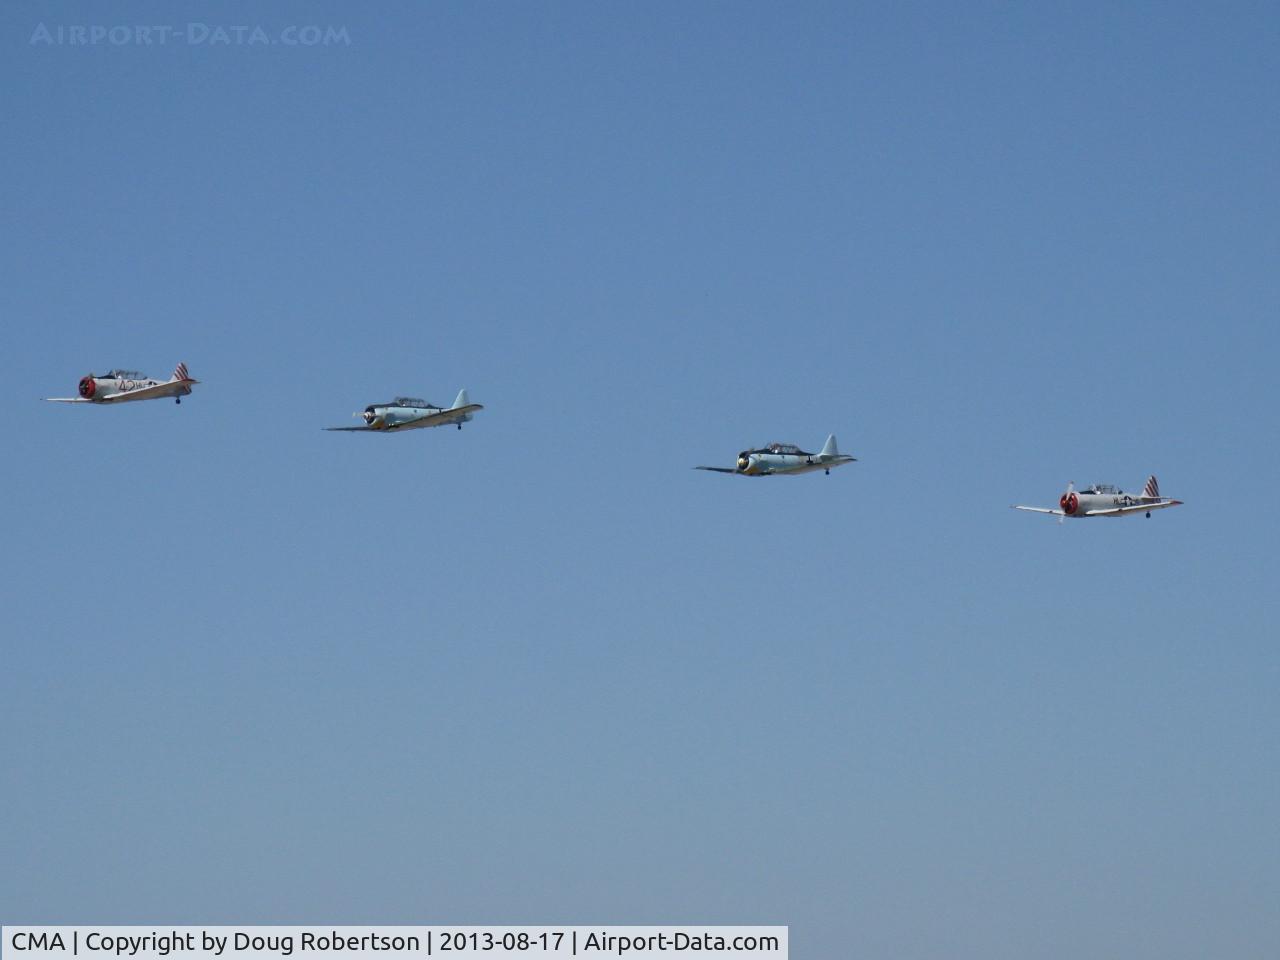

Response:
(78, 376), (96, 399)
(1059, 491), (1080, 515)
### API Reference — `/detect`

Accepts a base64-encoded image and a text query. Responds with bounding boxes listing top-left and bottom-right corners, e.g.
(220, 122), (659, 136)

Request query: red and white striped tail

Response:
(173, 362), (189, 382)
(1143, 475), (1160, 499)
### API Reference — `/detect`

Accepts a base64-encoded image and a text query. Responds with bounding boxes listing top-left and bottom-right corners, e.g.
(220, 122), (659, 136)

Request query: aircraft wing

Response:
(324, 425), (379, 432)
(1085, 500), (1183, 516)
(1012, 505), (1064, 515)
(96, 381), (187, 403)
(695, 466), (741, 474)
(43, 397), (92, 403)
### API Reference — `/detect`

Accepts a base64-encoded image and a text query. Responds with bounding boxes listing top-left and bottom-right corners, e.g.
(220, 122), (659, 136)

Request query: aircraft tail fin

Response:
(1143, 475), (1160, 499)
(173, 361), (191, 382)
(451, 388), (470, 410)
(819, 434), (839, 458)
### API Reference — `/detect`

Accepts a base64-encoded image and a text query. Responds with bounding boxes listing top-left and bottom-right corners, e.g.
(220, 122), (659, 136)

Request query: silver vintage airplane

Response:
(325, 389), (483, 433)
(1013, 476), (1183, 519)
(44, 362), (198, 405)
(696, 435), (856, 477)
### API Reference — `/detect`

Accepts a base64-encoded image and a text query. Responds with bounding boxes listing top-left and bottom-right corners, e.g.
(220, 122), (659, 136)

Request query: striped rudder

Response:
(173, 361), (190, 382)
(1143, 475), (1159, 499)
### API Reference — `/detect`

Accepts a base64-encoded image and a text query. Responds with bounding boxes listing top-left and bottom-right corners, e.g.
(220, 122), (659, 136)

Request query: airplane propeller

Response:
(1058, 481), (1078, 521)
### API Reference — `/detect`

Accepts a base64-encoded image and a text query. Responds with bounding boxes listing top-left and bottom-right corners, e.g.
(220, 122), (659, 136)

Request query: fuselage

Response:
(1059, 484), (1177, 517)
(361, 401), (471, 430)
(735, 443), (854, 476)
(77, 372), (191, 403)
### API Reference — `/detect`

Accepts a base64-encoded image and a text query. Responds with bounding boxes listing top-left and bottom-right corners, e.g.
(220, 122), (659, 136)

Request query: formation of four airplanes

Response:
(44, 361), (1184, 520)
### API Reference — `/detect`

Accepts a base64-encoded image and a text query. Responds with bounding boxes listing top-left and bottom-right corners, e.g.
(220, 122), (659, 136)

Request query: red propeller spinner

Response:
(78, 376), (96, 399)
(1059, 489), (1079, 515)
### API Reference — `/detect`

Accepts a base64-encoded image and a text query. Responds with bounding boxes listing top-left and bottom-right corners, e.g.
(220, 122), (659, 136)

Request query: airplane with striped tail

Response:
(44, 362), (199, 405)
(1013, 476), (1183, 520)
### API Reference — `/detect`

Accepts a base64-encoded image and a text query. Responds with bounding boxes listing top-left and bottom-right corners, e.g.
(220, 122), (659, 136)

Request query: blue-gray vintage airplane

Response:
(44, 362), (198, 405)
(696, 435), (856, 477)
(325, 389), (483, 433)
(1013, 476), (1183, 520)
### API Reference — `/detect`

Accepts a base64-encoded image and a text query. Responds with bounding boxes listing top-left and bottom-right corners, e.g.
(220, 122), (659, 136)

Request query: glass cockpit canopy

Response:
(758, 442), (805, 455)
(390, 397), (435, 408)
(103, 369), (145, 379)
(1081, 483), (1118, 494)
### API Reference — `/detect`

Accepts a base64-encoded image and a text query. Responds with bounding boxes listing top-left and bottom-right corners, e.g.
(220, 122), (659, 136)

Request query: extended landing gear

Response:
(1146, 511), (1151, 518)
(175, 397), (181, 405)
(825, 468), (830, 475)
(457, 423), (462, 430)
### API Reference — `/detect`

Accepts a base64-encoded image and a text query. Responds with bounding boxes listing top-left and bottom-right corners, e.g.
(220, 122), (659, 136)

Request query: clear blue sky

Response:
(2, 2), (1277, 956)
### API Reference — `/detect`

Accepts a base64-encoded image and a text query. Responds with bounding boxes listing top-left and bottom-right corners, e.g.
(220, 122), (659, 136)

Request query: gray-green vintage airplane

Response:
(696, 435), (856, 477)
(325, 389), (483, 433)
